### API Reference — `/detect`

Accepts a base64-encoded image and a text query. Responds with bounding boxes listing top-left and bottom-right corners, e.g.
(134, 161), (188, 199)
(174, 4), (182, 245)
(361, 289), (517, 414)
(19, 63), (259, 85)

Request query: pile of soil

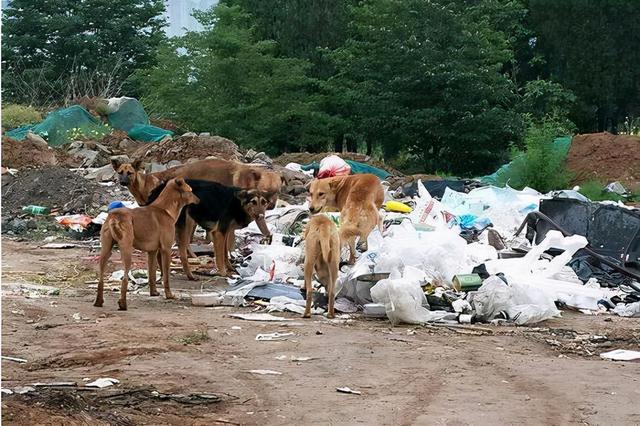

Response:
(2, 166), (105, 214)
(566, 132), (640, 190)
(273, 151), (402, 176)
(131, 134), (242, 163)
(2, 136), (78, 169)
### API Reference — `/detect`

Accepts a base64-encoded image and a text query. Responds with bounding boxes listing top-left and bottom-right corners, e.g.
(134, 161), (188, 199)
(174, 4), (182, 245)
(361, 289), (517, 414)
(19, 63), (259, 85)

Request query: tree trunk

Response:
(366, 138), (373, 156)
(346, 135), (357, 153)
(333, 133), (343, 152)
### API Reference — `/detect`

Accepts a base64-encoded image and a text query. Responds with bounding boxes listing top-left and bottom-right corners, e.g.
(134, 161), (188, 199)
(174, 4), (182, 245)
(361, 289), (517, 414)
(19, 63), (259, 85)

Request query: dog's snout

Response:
(309, 206), (319, 214)
(118, 176), (130, 186)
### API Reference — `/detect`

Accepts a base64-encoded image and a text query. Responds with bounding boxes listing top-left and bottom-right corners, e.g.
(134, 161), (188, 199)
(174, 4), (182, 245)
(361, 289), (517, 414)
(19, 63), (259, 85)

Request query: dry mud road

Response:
(2, 240), (639, 425)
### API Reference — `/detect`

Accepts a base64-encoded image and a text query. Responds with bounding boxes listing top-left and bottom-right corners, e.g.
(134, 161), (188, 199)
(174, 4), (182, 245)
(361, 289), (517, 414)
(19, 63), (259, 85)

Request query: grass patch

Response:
(175, 329), (210, 346)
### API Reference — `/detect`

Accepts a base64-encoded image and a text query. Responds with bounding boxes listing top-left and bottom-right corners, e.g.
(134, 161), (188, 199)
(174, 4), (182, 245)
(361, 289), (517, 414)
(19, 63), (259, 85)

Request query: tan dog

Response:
(303, 215), (340, 318)
(93, 178), (199, 310)
(308, 174), (384, 264)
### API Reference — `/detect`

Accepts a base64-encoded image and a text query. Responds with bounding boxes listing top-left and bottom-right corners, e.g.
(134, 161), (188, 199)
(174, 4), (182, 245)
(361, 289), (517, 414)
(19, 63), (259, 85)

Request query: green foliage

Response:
(500, 120), (573, 192)
(327, 0), (525, 176)
(65, 124), (112, 141)
(2, 104), (42, 130)
(524, 0), (640, 132)
(135, 4), (336, 154)
(2, 0), (167, 106)
(577, 180), (625, 202)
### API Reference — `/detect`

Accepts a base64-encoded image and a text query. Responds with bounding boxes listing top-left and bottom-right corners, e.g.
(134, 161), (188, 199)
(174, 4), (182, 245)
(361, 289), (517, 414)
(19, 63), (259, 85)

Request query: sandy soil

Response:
(2, 239), (639, 425)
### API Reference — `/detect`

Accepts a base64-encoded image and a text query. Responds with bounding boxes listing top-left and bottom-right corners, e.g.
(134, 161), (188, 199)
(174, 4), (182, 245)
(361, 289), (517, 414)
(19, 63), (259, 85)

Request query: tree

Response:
(135, 4), (336, 153)
(328, 0), (524, 175)
(524, 0), (640, 132)
(2, 0), (166, 105)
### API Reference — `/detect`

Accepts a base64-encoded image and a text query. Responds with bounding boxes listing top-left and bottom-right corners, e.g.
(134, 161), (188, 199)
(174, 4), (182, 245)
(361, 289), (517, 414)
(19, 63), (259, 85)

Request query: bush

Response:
(2, 104), (42, 130)
(500, 120), (573, 192)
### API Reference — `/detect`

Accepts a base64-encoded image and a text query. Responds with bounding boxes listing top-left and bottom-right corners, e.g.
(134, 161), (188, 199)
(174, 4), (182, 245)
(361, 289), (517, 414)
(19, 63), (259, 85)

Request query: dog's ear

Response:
(236, 189), (249, 201)
(131, 159), (143, 171)
(252, 169), (262, 183)
(111, 158), (122, 171)
(329, 177), (345, 192)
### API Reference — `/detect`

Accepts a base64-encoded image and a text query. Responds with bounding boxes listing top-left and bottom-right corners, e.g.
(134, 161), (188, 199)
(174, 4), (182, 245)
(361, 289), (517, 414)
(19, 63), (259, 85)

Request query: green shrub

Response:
(2, 104), (42, 130)
(578, 180), (633, 202)
(500, 120), (573, 192)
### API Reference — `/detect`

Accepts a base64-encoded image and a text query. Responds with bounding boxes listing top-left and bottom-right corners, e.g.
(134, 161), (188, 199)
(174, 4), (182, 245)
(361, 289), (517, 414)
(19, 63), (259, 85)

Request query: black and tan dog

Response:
(94, 178), (199, 311)
(148, 179), (269, 277)
(303, 215), (340, 318)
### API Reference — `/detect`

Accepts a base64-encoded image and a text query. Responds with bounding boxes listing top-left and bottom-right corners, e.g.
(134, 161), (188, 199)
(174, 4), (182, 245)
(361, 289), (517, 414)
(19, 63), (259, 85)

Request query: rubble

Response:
(131, 133), (243, 163)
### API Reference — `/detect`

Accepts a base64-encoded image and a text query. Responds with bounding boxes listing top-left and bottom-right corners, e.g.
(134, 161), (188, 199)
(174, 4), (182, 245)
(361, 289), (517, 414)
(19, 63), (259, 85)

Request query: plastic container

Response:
(22, 205), (49, 215)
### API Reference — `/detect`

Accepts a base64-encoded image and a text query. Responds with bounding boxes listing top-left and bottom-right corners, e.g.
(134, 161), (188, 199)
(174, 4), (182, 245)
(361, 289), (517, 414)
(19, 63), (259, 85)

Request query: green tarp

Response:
(107, 98), (149, 132)
(127, 123), (173, 143)
(480, 136), (572, 185)
(6, 105), (104, 147)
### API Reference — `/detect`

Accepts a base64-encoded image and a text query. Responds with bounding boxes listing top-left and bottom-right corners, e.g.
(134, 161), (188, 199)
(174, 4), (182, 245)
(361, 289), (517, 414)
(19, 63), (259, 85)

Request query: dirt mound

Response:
(273, 152), (402, 176)
(131, 134), (242, 163)
(1, 166), (103, 214)
(566, 132), (640, 190)
(2, 136), (79, 169)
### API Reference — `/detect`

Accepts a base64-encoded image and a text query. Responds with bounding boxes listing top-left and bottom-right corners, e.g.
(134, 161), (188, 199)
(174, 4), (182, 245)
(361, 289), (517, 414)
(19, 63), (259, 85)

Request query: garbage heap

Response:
(209, 179), (639, 325)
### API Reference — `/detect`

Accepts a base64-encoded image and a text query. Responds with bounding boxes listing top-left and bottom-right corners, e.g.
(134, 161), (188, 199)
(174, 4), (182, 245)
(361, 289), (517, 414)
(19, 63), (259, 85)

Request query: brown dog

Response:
(93, 178), (199, 310)
(303, 215), (340, 318)
(308, 174), (384, 264)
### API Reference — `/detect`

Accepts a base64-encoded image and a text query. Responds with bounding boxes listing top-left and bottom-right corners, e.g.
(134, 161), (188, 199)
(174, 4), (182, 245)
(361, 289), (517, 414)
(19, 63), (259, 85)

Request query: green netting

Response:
(107, 98), (149, 132)
(5, 105), (104, 147)
(344, 160), (390, 180)
(127, 123), (173, 142)
(480, 136), (572, 185)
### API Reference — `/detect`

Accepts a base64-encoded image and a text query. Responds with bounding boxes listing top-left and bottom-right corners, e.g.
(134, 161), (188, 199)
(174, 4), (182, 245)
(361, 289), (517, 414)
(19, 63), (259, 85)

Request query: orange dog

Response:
(93, 178), (199, 310)
(308, 174), (384, 264)
(303, 215), (340, 318)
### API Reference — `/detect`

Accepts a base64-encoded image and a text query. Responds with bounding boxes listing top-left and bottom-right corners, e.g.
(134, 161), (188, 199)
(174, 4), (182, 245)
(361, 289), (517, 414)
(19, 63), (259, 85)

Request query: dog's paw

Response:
(149, 290), (160, 297)
(117, 300), (127, 311)
(164, 292), (176, 300)
(93, 300), (104, 308)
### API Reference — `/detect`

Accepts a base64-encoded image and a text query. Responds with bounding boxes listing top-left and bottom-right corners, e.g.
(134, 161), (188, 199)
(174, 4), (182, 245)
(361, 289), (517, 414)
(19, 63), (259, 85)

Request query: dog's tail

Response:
(319, 231), (331, 264)
(108, 219), (127, 241)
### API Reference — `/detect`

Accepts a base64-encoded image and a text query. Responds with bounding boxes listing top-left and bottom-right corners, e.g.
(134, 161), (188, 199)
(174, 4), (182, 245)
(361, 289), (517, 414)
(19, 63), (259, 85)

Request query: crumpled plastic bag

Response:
(407, 181), (449, 231)
(370, 273), (457, 326)
(472, 275), (560, 325)
(613, 301), (640, 318)
(317, 155), (351, 179)
(239, 244), (303, 281)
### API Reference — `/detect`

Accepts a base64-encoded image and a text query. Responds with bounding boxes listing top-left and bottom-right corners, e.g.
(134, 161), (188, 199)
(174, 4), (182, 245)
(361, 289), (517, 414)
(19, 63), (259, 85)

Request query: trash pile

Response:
(187, 179), (640, 328)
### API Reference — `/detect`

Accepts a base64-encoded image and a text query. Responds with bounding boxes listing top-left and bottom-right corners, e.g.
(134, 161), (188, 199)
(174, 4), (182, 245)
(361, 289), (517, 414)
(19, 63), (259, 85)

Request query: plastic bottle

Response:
(22, 205), (50, 215)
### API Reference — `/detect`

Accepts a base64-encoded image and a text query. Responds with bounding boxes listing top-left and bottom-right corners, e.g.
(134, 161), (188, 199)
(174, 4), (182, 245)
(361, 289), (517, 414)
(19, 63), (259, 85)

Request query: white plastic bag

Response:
(408, 181), (448, 231)
(613, 301), (640, 318)
(317, 155), (351, 179)
(370, 276), (456, 325)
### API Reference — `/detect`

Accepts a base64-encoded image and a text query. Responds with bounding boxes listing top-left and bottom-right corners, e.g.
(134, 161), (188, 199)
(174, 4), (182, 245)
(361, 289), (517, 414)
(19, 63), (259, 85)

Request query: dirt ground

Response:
(2, 239), (639, 425)
(566, 132), (640, 191)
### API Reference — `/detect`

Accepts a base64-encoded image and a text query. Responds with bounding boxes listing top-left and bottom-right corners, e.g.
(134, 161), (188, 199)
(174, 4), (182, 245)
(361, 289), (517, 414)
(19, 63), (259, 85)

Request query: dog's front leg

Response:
(212, 231), (231, 277)
(179, 216), (198, 281)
